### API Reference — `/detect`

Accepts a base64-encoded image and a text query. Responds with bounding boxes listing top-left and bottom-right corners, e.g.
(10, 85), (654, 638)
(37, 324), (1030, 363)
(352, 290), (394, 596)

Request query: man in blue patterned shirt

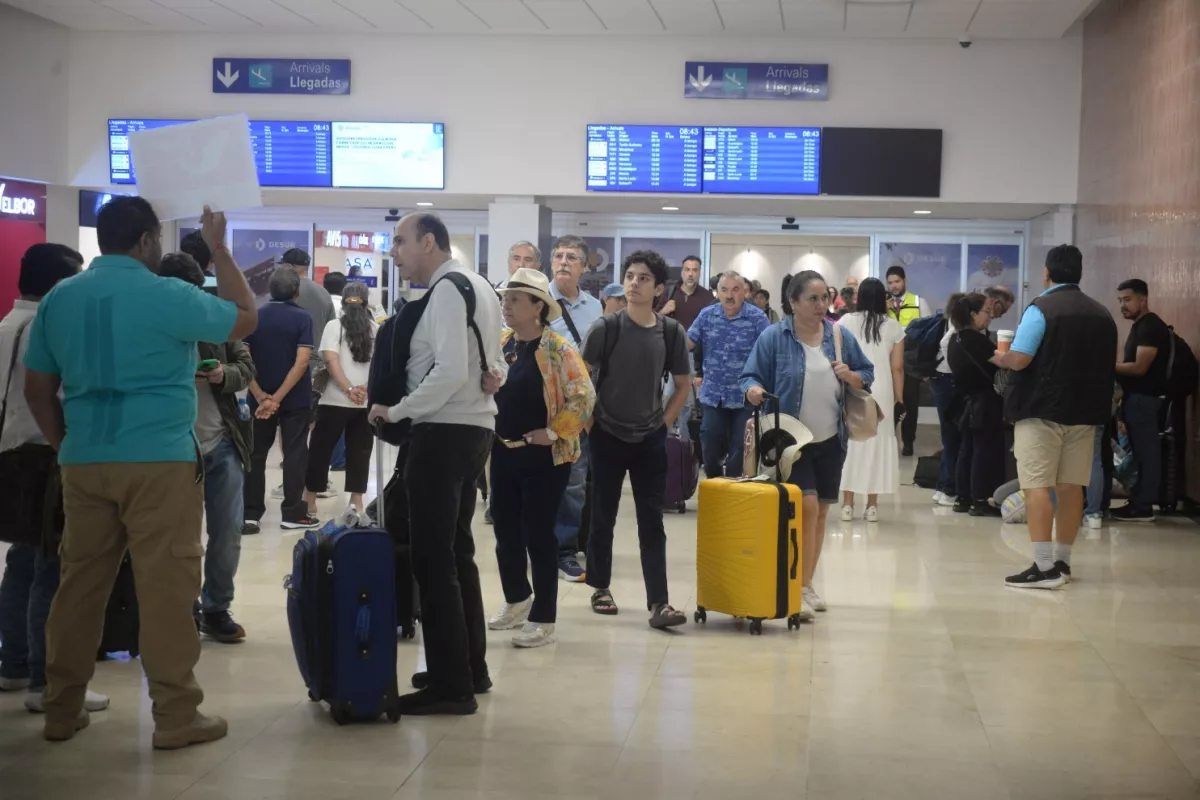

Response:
(687, 271), (770, 478)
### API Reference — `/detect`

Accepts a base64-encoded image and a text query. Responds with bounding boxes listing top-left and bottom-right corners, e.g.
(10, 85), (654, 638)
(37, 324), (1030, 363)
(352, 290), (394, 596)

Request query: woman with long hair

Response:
(488, 269), (595, 648)
(304, 280), (377, 519)
(742, 271), (875, 618)
(945, 292), (1005, 515)
(836, 278), (906, 521)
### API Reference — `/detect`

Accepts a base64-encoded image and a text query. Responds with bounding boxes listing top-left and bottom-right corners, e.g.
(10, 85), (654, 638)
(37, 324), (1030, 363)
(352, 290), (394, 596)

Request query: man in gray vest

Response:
(992, 245), (1116, 590)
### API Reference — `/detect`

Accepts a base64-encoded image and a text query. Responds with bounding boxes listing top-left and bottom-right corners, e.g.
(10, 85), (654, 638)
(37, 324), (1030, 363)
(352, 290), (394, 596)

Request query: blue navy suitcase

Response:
(285, 435), (400, 725)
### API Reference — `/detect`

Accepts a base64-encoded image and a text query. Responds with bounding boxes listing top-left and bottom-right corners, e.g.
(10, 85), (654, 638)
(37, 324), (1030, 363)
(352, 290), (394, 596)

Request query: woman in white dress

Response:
(837, 278), (906, 521)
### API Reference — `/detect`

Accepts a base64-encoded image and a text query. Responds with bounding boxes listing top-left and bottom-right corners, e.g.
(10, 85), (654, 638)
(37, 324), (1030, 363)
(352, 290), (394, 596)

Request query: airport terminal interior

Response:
(2, 0), (1200, 798)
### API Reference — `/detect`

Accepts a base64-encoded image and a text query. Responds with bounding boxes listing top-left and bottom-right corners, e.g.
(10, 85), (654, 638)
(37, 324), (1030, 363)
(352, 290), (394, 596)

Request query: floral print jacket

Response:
(500, 327), (596, 466)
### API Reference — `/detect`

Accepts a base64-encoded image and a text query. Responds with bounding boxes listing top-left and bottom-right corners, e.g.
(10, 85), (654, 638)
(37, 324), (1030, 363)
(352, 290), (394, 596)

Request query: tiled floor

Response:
(3, 448), (1200, 799)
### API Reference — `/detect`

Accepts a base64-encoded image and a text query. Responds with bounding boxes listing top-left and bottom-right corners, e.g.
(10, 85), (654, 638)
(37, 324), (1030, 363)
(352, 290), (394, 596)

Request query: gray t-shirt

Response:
(296, 277), (336, 369)
(194, 382), (226, 455)
(582, 311), (690, 443)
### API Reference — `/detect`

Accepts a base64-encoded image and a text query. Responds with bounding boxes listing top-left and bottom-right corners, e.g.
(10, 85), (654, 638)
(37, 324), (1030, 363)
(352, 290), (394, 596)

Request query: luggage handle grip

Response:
(372, 421), (386, 530)
(354, 604), (371, 655)
(752, 392), (782, 482)
(789, 527), (799, 580)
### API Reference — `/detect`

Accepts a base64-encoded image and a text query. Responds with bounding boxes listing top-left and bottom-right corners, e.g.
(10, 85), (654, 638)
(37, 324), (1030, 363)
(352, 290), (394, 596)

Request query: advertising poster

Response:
(877, 242), (962, 314)
(966, 243), (1021, 330)
(232, 229), (308, 303)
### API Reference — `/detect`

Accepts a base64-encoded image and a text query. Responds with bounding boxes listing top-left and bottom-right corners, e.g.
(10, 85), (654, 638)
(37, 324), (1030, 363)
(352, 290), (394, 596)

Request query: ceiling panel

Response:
(905, 1), (976, 37)
(781, 0), (845, 34)
(585, 0), (664, 31)
(6, 1), (151, 28)
(714, 0), (784, 32)
(273, 1), (372, 29)
(523, 0), (605, 31)
(650, 0), (725, 33)
(845, 1), (910, 35)
(398, 0), (489, 30)
(458, 0), (548, 31)
(336, 0), (430, 30)
(208, 0), (315, 27)
(969, 0), (1090, 38)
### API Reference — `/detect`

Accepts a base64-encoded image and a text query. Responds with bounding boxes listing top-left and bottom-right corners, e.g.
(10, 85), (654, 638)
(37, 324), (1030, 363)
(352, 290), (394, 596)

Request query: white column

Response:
(486, 197), (551, 285)
(43, 185), (79, 252)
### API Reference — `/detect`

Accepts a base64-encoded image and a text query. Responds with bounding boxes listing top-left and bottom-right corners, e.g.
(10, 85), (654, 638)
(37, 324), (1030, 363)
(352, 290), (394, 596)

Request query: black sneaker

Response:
(969, 501), (1002, 517)
(1055, 560), (1072, 583)
(411, 671), (492, 694)
(902, 444), (914, 457)
(952, 496), (972, 513)
(242, 521), (260, 535)
(200, 611), (246, 643)
(1110, 505), (1156, 523)
(1005, 563), (1067, 590)
(397, 688), (477, 716)
(280, 515), (321, 530)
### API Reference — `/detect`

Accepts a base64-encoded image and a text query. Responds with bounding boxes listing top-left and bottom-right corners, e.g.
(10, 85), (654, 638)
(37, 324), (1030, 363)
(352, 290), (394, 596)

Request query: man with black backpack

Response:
(1113, 279), (1177, 522)
(368, 213), (503, 715)
(580, 250), (691, 630)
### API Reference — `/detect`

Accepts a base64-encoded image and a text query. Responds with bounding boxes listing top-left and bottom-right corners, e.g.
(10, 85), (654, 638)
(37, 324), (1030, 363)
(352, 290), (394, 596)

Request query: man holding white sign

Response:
(23, 198), (258, 749)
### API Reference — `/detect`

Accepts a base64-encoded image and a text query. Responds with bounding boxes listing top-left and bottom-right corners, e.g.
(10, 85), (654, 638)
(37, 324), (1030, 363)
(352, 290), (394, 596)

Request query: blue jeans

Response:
(554, 432), (588, 557)
(930, 374), (961, 496)
(1124, 393), (1163, 513)
(1085, 425), (1106, 516)
(0, 543), (59, 689)
(201, 437), (245, 614)
(699, 403), (753, 479)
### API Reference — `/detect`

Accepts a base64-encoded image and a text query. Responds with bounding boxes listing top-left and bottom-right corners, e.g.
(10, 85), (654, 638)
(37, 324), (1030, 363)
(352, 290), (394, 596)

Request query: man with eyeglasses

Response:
(546, 235), (603, 583)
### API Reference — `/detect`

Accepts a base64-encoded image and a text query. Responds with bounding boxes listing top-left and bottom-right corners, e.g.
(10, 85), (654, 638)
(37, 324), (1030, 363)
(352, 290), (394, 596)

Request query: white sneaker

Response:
(796, 600), (815, 622)
(802, 586), (827, 612)
(270, 484), (285, 499)
(24, 689), (109, 713)
(487, 597), (532, 631)
(512, 622), (556, 648)
(839, 504), (853, 522)
(1085, 513), (1103, 530)
(865, 505), (879, 523)
(317, 481), (338, 499)
(0, 676), (30, 691)
(933, 492), (956, 508)
(932, 490), (945, 505)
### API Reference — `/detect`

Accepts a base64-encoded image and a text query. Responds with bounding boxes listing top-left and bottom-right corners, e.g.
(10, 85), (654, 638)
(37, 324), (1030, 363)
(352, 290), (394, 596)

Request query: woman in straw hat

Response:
(488, 268), (596, 648)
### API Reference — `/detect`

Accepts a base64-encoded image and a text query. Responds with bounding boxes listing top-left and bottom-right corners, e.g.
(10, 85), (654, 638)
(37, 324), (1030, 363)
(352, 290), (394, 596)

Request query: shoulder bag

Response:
(832, 325), (884, 442)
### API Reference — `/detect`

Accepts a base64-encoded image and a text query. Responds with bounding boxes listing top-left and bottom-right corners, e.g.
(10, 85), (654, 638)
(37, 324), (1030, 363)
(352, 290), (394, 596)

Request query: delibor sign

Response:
(0, 180), (46, 224)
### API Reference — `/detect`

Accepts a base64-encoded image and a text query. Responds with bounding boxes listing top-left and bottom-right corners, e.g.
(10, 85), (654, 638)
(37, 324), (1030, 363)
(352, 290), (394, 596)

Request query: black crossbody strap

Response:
(560, 306), (582, 346)
(0, 320), (33, 447)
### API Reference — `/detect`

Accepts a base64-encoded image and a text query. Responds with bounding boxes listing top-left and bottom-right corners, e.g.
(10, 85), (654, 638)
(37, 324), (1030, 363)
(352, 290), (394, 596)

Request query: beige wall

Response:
(710, 238), (870, 313)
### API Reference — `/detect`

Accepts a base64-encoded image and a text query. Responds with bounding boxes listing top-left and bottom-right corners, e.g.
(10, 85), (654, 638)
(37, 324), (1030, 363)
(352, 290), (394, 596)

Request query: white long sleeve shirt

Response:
(0, 300), (47, 451)
(386, 258), (503, 430)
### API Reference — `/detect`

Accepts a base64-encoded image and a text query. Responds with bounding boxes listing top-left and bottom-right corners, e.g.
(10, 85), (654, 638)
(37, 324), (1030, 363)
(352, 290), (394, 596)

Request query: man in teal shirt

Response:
(23, 198), (257, 749)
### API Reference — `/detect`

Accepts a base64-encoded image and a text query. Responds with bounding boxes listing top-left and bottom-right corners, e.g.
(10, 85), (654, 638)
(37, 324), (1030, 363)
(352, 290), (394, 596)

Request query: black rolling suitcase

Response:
(1159, 399), (1185, 514)
(98, 552), (139, 659)
(382, 440), (420, 640)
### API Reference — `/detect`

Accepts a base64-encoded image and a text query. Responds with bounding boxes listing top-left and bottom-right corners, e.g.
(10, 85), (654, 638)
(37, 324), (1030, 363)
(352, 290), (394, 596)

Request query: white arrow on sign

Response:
(688, 65), (713, 92)
(216, 61), (239, 88)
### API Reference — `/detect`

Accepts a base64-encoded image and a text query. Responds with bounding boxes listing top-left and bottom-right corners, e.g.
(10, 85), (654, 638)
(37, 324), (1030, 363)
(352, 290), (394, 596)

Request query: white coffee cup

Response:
(997, 330), (1014, 353)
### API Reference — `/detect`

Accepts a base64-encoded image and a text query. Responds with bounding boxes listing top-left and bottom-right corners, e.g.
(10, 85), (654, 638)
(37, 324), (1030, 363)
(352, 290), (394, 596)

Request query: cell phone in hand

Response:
(197, 359), (220, 372)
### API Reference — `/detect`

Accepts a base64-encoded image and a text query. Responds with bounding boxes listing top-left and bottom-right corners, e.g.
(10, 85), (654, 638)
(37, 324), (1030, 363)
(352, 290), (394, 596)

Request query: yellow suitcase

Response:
(696, 477), (804, 634)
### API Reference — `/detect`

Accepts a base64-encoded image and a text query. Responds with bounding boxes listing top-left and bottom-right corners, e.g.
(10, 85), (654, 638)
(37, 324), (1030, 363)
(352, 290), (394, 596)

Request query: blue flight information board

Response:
(702, 126), (821, 195)
(586, 124), (702, 193)
(248, 120), (331, 187)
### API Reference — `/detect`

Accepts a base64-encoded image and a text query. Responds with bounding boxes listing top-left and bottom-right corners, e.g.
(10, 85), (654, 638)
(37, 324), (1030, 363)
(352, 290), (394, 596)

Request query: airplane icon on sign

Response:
(249, 63), (273, 88)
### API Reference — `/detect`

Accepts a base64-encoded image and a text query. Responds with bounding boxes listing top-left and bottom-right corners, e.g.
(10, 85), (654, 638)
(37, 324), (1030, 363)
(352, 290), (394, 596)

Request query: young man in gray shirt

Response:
(581, 250), (691, 630)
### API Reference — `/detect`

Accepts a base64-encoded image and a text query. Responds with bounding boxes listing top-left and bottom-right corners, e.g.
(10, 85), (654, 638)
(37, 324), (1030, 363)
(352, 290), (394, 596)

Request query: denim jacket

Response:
(739, 318), (875, 446)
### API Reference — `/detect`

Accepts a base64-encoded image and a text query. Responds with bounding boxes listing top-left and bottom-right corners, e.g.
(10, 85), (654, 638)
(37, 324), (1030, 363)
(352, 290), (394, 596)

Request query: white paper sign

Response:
(129, 114), (262, 221)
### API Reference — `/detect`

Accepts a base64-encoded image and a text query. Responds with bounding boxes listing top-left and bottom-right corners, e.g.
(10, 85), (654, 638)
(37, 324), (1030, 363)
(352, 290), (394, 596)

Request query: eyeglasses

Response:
(554, 253), (582, 263)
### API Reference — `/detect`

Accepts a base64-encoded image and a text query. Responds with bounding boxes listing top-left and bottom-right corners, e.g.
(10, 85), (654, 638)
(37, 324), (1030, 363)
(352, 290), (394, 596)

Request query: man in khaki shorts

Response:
(991, 245), (1116, 589)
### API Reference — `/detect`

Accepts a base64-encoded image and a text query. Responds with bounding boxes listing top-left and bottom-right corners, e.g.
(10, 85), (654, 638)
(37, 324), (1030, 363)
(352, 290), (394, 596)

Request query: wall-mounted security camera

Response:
(384, 208), (401, 222)
(782, 216), (800, 231)
(959, 35), (972, 49)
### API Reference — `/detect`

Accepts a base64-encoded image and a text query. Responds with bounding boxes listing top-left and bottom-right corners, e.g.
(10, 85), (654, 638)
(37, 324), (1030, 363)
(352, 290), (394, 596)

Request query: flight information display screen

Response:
(108, 119), (444, 190)
(586, 124), (703, 193)
(702, 126), (821, 195)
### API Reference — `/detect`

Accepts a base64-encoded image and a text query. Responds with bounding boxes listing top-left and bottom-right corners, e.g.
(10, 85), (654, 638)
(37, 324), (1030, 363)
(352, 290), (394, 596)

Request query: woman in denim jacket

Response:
(741, 270), (875, 619)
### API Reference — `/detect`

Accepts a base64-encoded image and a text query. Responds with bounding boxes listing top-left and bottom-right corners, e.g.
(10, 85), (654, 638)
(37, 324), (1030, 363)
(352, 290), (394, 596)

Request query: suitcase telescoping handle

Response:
(372, 421), (386, 530)
(753, 391), (781, 482)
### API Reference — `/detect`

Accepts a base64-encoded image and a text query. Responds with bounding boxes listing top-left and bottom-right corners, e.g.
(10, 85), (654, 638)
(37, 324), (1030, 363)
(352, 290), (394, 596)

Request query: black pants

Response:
(306, 405), (373, 495)
(900, 376), (921, 448)
(586, 424), (670, 610)
(1123, 393), (1164, 512)
(491, 446), (571, 624)
(403, 423), (492, 697)
(956, 420), (1006, 502)
(245, 406), (309, 522)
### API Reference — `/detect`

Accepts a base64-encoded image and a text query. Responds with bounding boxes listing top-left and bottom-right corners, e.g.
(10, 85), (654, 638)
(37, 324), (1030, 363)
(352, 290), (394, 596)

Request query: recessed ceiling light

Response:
(416, 202), (433, 207)
(662, 205), (679, 211)
(913, 209), (932, 215)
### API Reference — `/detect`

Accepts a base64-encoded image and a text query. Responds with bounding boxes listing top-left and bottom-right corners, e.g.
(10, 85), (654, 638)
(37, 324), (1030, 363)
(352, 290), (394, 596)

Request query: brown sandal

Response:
(650, 604), (686, 629)
(590, 590), (618, 616)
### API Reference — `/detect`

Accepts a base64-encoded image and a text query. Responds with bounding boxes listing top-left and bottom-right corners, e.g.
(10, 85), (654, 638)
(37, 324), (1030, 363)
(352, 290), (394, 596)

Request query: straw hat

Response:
(497, 268), (562, 321)
(754, 413), (814, 482)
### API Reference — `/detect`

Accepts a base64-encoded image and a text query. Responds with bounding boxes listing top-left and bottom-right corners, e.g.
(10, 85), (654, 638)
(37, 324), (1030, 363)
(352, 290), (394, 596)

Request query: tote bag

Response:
(832, 325), (884, 442)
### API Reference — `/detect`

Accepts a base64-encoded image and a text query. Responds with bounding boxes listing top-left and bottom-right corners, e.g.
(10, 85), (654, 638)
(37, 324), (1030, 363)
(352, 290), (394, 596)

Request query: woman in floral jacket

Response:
(489, 269), (595, 648)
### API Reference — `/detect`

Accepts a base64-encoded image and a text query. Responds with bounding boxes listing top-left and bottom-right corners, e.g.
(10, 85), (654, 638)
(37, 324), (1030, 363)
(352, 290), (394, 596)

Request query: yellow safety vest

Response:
(888, 292), (923, 329)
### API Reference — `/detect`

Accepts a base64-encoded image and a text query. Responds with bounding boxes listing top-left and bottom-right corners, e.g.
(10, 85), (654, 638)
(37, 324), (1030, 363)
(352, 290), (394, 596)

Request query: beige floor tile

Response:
(177, 773), (401, 800)
(0, 767), (199, 800)
(1165, 736), (1200, 781)
(401, 740), (621, 795)
(804, 753), (1011, 800)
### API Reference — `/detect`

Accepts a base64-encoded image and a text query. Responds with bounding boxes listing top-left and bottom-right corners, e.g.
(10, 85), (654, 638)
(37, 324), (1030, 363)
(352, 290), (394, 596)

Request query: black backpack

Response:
(594, 312), (682, 391)
(1165, 325), (1198, 399)
(903, 312), (948, 379)
(368, 272), (487, 445)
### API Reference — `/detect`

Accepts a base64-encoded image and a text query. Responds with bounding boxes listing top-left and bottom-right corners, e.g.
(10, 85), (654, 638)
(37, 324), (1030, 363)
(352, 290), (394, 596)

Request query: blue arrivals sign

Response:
(684, 61), (828, 101)
(212, 58), (351, 95)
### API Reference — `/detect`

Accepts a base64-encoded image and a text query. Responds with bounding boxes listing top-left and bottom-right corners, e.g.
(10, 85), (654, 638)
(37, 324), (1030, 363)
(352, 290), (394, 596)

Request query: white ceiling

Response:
(3, 0), (1098, 38)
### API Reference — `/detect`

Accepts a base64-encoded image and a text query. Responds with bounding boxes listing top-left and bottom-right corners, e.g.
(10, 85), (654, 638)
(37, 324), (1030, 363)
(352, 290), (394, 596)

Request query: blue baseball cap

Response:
(601, 283), (625, 298)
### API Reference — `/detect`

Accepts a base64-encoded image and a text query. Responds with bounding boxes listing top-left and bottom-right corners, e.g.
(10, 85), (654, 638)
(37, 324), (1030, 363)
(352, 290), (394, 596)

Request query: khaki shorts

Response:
(1013, 419), (1096, 489)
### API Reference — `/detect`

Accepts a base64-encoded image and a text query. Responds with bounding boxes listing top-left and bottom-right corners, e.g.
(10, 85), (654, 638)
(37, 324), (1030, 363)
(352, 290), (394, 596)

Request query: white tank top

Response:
(799, 341), (841, 442)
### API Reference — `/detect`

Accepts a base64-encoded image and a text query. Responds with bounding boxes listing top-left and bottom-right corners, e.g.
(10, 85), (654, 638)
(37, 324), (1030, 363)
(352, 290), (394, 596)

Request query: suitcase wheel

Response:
(386, 705), (402, 723)
(330, 705), (352, 726)
(749, 619), (764, 636)
(398, 623), (417, 640)
(307, 691), (319, 703)
(787, 614), (802, 631)
(694, 607), (707, 624)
